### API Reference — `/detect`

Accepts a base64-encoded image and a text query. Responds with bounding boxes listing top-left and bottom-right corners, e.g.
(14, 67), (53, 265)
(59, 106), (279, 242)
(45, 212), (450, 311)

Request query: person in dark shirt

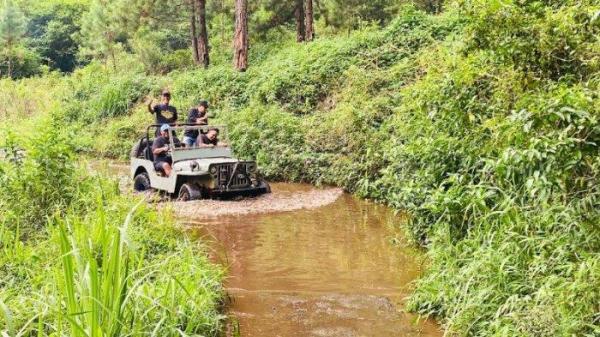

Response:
(183, 100), (209, 147)
(197, 128), (222, 147)
(148, 90), (178, 126)
(152, 124), (176, 176)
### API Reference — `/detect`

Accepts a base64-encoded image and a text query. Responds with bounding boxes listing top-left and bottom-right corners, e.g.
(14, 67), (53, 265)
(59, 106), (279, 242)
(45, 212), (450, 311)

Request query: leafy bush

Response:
(0, 118), (78, 236)
(220, 3), (600, 335)
(0, 122), (224, 336)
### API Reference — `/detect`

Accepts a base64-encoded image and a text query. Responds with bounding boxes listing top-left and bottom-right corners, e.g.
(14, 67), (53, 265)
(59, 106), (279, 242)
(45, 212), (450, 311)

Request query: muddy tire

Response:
(133, 173), (151, 192)
(130, 142), (141, 158)
(178, 183), (202, 201)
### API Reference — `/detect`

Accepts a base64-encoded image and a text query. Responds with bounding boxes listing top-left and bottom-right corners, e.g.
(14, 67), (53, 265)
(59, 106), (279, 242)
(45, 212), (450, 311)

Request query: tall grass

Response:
(0, 120), (224, 336)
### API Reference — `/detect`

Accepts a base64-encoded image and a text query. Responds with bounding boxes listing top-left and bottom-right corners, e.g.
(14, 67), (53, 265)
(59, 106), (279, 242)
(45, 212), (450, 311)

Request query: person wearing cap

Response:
(183, 100), (209, 147)
(152, 124), (177, 176)
(148, 90), (178, 126)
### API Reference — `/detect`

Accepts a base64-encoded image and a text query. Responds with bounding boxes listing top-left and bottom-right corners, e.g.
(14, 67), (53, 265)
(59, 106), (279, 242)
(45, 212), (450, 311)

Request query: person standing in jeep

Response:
(183, 100), (209, 147)
(148, 90), (178, 125)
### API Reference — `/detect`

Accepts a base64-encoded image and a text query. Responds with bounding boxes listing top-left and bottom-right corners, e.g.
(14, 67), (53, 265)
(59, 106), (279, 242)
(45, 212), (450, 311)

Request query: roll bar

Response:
(145, 124), (226, 140)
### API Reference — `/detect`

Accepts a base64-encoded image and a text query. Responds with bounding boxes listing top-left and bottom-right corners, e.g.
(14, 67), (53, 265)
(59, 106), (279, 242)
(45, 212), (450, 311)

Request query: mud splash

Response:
(88, 160), (344, 218)
(174, 184), (343, 218)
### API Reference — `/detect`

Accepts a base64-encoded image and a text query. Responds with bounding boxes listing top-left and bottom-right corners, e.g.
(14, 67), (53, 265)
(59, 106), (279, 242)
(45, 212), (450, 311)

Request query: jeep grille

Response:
(213, 163), (250, 189)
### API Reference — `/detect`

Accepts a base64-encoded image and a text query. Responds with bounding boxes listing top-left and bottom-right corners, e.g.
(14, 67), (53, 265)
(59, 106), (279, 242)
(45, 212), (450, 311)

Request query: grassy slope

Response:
(2, 1), (599, 336)
(0, 119), (224, 336)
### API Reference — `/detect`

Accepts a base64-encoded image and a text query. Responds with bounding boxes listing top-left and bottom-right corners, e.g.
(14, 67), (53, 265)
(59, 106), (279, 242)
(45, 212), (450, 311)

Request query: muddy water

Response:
(92, 161), (441, 336)
(188, 184), (441, 337)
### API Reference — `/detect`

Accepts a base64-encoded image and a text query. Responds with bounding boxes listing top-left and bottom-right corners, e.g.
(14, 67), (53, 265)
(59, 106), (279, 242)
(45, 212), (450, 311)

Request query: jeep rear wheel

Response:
(133, 173), (151, 192)
(130, 142), (140, 159)
(178, 183), (202, 201)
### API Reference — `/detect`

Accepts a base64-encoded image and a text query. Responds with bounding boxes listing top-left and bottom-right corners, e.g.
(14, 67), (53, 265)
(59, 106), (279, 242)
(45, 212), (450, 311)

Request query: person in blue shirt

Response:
(151, 124), (182, 177)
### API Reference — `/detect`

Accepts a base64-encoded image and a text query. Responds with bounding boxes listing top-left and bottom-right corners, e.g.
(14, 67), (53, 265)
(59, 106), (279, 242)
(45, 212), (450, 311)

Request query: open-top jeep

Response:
(130, 124), (270, 201)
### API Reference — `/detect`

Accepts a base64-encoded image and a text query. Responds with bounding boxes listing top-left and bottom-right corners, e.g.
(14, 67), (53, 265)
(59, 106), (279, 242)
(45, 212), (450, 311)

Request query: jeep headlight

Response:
(210, 166), (217, 175)
(247, 163), (257, 173)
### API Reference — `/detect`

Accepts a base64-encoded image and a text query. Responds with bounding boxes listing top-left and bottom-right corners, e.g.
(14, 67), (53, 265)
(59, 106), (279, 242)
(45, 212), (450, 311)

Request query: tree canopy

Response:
(0, 0), (444, 77)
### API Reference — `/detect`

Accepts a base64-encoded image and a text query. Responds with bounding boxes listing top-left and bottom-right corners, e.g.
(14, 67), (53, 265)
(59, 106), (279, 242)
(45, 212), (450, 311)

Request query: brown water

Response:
(92, 161), (442, 336)
(188, 183), (442, 337)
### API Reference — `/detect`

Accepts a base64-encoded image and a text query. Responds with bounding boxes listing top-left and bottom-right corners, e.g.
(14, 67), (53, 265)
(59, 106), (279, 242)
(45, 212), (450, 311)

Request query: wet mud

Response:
(174, 184), (343, 218)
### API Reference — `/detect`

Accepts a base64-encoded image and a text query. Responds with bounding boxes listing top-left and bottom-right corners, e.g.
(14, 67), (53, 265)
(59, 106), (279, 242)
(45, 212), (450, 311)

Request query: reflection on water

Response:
(188, 184), (441, 337)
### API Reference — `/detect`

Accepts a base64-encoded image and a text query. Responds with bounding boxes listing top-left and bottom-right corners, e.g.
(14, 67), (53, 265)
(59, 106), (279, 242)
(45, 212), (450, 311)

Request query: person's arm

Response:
(172, 107), (178, 123)
(153, 145), (169, 155)
(152, 139), (169, 155)
(197, 137), (214, 148)
(147, 101), (155, 114)
(198, 115), (208, 123)
(173, 137), (184, 148)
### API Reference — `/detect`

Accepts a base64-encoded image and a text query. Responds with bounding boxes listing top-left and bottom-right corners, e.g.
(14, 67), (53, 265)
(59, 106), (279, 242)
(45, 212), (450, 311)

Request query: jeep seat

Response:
(143, 138), (154, 161)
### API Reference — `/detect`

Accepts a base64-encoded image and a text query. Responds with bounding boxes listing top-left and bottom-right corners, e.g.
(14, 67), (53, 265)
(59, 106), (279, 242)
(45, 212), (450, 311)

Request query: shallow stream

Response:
(94, 161), (441, 336)
(187, 184), (441, 337)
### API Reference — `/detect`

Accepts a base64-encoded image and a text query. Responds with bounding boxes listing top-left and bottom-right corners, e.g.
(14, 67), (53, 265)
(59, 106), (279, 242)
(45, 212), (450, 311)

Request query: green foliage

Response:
(0, 118), (77, 236)
(198, 2), (599, 335)
(0, 0), (26, 51)
(78, 0), (125, 67)
(1, 1), (599, 336)
(63, 62), (156, 122)
(0, 45), (42, 78)
(27, 2), (85, 72)
(0, 0), (31, 78)
(131, 28), (195, 74)
(0, 122), (224, 336)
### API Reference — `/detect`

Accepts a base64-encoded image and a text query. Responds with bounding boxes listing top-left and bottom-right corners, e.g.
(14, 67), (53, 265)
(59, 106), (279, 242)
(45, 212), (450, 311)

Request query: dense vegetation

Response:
(1, 0), (442, 78)
(1, 0), (599, 336)
(0, 118), (224, 335)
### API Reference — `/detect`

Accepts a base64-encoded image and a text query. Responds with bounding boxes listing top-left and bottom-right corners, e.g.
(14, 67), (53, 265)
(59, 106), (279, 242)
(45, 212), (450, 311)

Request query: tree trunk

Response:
(435, 0), (443, 13)
(295, 0), (305, 43)
(196, 0), (210, 68)
(233, 0), (248, 71)
(425, 0), (443, 13)
(7, 57), (12, 79)
(7, 44), (12, 79)
(304, 0), (314, 42)
(190, 0), (200, 64)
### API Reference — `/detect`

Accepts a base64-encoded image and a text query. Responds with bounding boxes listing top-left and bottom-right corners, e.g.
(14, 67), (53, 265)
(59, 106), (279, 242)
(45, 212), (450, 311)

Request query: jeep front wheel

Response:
(133, 173), (151, 192)
(178, 183), (202, 201)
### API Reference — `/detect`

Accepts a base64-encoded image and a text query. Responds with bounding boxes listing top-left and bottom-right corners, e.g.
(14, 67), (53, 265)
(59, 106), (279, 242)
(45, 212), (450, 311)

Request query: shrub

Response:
(0, 123), (224, 336)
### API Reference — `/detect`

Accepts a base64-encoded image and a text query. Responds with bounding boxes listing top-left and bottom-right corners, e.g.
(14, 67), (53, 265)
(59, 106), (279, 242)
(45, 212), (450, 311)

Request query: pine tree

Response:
(79, 0), (121, 70)
(295, 0), (305, 42)
(233, 0), (248, 71)
(191, 0), (200, 63)
(196, 0), (209, 68)
(304, 0), (314, 42)
(0, 0), (26, 78)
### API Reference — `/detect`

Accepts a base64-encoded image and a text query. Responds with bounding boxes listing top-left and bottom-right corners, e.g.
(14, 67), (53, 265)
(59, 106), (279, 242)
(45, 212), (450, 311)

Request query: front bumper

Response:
(207, 185), (270, 198)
